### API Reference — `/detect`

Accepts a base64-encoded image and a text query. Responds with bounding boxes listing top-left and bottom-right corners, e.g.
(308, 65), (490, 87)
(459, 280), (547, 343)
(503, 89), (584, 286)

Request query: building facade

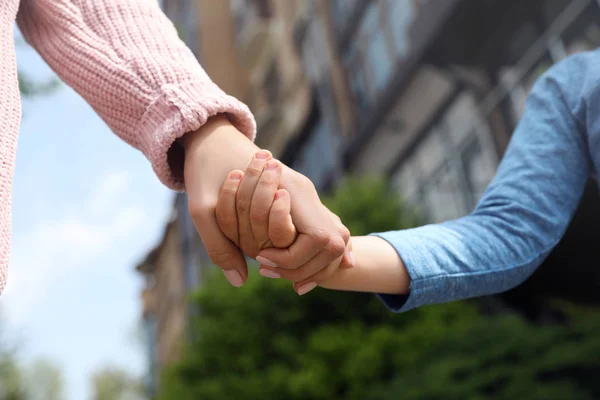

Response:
(138, 0), (600, 394)
(136, 206), (186, 398)
(288, 0), (600, 313)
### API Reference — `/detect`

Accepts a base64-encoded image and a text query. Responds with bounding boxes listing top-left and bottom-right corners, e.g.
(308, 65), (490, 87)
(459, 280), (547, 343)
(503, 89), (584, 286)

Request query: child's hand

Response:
(215, 153), (352, 295)
(216, 158), (298, 252)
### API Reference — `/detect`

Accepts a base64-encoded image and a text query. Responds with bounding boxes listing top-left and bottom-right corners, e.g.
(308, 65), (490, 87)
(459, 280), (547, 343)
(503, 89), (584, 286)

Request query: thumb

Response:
(191, 205), (248, 287)
(269, 189), (297, 248)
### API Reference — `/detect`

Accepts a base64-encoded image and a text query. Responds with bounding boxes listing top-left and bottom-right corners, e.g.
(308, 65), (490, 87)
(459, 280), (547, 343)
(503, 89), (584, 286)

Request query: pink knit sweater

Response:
(0, 0), (256, 294)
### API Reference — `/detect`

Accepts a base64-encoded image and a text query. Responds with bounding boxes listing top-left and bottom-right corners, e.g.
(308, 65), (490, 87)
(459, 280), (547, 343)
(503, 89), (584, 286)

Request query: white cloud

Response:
(3, 172), (147, 325)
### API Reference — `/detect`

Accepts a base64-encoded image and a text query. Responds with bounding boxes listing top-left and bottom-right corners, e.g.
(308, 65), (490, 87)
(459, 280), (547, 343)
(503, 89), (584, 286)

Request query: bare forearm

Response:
(320, 236), (410, 294)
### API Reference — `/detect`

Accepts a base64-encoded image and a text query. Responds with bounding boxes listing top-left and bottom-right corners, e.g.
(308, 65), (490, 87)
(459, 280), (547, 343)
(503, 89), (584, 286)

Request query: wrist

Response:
(320, 236), (410, 294)
(183, 115), (259, 206)
(182, 115), (255, 155)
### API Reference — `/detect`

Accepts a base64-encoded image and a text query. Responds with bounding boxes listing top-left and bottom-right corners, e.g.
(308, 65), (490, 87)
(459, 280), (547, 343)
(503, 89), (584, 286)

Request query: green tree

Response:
(18, 72), (60, 99)
(15, 33), (60, 99)
(90, 366), (145, 400)
(0, 328), (64, 400)
(157, 177), (600, 400)
(0, 351), (26, 400)
(320, 176), (421, 236)
(24, 358), (65, 400)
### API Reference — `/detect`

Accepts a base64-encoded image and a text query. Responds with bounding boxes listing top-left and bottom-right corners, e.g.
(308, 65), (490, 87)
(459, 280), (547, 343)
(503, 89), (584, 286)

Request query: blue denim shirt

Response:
(374, 49), (600, 313)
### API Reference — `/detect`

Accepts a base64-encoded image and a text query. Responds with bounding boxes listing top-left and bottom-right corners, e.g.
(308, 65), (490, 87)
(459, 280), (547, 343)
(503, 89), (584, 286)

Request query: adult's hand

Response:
(215, 154), (354, 294)
(183, 116), (352, 288)
(183, 116), (260, 287)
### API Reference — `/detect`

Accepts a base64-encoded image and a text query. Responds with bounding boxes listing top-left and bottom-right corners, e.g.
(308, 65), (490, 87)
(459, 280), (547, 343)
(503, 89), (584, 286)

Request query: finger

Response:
(268, 189), (297, 248)
(189, 202), (248, 287)
(250, 159), (282, 249)
(261, 247), (341, 283)
(215, 170), (244, 246)
(236, 150), (272, 255)
(327, 210), (352, 268)
(292, 255), (343, 294)
(339, 238), (354, 269)
(257, 228), (345, 271)
(256, 233), (323, 269)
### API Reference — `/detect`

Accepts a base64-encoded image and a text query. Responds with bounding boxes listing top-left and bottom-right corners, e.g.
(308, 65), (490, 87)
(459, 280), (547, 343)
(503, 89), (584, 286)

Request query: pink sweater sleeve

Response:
(16, 0), (256, 190)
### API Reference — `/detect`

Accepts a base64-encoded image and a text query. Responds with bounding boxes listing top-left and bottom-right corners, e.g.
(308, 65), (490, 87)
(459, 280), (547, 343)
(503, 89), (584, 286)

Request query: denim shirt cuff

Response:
(370, 231), (434, 313)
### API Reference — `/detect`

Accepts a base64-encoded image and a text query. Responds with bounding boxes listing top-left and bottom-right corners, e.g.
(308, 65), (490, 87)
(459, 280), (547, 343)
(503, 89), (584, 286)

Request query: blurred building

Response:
(230, 0), (315, 157)
(137, 0), (600, 394)
(137, 0), (251, 396)
(285, 0), (600, 222)
(136, 210), (176, 397)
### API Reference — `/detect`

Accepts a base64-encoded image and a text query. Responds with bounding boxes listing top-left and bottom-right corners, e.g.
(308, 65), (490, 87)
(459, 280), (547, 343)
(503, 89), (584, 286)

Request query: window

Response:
(368, 30), (393, 92)
(301, 18), (330, 82)
(359, 2), (393, 96)
(263, 62), (280, 105)
(423, 164), (466, 223)
(500, 53), (553, 124)
(343, 1), (395, 108)
(294, 116), (339, 191)
(461, 137), (493, 208)
(392, 159), (419, 205)
(391, 91), (497, 223)
(499, 2), (600, 126)
(413, 127), (445, 177)
(253, 0), (271, 18)
(344, 47), (369, 111)
(446, 94), (479, 146)
(385, 0), (417, 59)
(561, 2), (600, 55)
(331, 0), (360, 31)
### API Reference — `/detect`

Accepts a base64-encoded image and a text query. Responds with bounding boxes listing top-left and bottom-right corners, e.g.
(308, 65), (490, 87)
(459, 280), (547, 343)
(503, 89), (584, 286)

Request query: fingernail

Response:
(297, 282), (317, 296)
(223, 270), (244, 287)
(256, 256), (278, 268)
(266, 160), (279, 170)
(274, 190), (286, 200)
(229, 171), (243, 181)
(255, 150), (270, 159)
(348, 251), (354, 266)
(259, 268), (281, 279)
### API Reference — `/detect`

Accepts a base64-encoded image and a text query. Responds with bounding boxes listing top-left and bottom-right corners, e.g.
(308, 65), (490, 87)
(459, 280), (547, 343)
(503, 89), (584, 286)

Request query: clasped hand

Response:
(214, 150), (353, 295)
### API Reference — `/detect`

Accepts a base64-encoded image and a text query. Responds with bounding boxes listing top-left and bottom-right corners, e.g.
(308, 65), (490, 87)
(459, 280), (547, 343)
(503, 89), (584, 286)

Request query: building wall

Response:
(230, 0), (313, 157)
(299, 0), (600, 222)
(152, 220), (186, 367)
(196, 0), (250, 99)
(139, 0), (600, 393)
(137, 210), (187, 395)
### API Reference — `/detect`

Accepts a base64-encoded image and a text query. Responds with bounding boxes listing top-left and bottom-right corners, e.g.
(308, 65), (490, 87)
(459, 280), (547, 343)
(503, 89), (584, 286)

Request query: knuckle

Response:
(215, 208), (235, 228)
(188, 201), (210, 222)
(245, 165), (263, 177)
(249, 207), (268, 224)
(270, 224), (291, 238)
(236, 198), (251, 214)
(341, 227), (351, 244)
(220, 185), (239, 196)
(257, 171), (277, 186)
(300, 175), (315, 191)
(290, 171), (313, 189)
(272, 205), (288, 220)
(327, 237), (346, 258)
(311, 228), (331, 248)
(207, 246), (238, 268)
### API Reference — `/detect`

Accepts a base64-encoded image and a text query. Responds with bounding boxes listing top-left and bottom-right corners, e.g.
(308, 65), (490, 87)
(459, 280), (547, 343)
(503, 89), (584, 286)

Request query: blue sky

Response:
(2, 31), (173, 398)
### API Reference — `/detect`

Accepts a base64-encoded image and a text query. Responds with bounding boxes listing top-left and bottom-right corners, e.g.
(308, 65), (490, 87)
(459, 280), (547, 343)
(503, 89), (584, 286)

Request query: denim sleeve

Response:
(375, 52), (594, 313)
